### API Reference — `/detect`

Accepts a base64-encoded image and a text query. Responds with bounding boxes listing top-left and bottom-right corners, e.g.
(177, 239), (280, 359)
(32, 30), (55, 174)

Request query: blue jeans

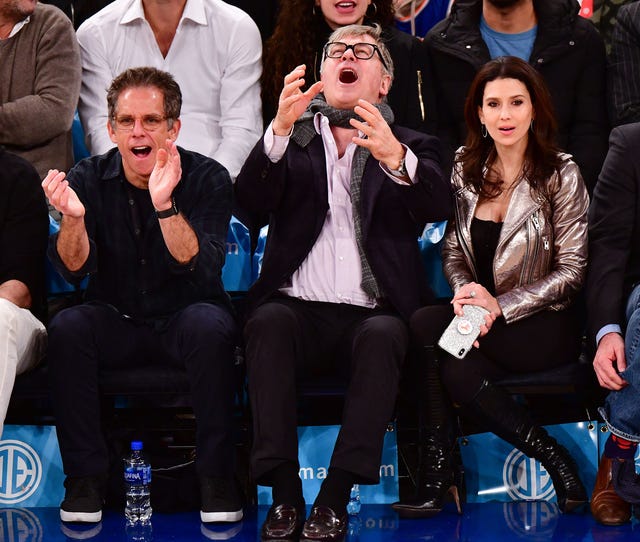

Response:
(600, 283), (640, 442)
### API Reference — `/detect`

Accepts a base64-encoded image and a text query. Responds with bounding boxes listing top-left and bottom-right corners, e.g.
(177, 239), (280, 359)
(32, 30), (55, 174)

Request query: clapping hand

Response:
(42, 170), (85, 218)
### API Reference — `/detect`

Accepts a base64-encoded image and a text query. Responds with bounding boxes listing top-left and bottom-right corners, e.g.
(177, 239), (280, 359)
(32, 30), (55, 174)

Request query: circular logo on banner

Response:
(503, 501), (558, 540)
(0, 508), (43, 542)
(503, 449), (555, 501)
(0, 441), (43, 504)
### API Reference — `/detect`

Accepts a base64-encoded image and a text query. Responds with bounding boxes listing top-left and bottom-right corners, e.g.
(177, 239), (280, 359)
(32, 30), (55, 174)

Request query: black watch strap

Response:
(155, 197), (178, 219)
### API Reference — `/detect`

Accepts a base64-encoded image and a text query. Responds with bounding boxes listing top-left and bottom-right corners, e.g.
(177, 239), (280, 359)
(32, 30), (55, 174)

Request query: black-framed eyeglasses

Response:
(323, 41), (389, 71)
(112, 114), (169, 132)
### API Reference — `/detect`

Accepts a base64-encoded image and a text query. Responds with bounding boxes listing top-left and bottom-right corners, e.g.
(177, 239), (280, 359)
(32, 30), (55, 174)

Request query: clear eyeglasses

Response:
(112, 115), (169, 132)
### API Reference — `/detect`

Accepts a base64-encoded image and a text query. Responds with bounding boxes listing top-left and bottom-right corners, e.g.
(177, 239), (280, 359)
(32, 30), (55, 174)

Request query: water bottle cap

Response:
(131, 441), (143, 451)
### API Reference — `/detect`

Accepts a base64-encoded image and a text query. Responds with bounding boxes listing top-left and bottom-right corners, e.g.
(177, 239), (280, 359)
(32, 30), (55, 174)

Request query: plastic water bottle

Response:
(124, 441), (152, 525)
(347, 484), (361, 515)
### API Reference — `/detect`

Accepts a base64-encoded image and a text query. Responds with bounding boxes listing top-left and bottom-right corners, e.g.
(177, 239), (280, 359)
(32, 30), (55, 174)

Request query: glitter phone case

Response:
(438, 304), (490, 359)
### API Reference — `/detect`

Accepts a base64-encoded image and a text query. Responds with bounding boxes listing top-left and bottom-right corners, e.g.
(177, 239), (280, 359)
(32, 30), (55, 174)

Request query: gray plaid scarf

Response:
(291, 94), (394, 299)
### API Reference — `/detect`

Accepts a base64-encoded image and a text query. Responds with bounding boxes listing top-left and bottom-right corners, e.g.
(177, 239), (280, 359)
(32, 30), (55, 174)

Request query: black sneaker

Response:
(200, 476), (243, 523)
(60, 476), (105, 523)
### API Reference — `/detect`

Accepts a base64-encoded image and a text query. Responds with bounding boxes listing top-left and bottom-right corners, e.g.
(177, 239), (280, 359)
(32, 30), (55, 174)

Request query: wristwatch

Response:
(155, 197), (179, 219)
(388, 157), (407, 178)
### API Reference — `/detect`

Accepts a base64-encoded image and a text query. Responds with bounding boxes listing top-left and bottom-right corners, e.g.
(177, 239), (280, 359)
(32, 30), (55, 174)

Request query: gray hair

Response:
(320, 24), (394, 83)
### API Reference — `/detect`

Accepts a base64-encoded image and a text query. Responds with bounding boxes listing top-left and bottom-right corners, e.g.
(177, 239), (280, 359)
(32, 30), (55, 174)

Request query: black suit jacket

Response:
(587, 123), (640, 343)
(235, 125), (452, 321)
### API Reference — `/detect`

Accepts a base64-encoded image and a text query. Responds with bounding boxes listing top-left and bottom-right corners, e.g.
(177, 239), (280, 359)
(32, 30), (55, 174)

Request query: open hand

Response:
(149, 139), (182, 211)
(350, 99), (405, 171)
(273, 65), (324, 136)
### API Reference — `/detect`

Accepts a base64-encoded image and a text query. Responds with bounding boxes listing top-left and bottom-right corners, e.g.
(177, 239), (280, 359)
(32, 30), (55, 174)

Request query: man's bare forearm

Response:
(57, 215), (90, 272)
(158, 213), (199, 264)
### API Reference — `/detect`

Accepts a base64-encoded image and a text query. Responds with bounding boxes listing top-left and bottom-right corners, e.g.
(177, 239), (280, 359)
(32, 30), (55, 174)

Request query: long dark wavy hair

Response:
(261, 0), (395, 120)
(459, 56), (563, 199)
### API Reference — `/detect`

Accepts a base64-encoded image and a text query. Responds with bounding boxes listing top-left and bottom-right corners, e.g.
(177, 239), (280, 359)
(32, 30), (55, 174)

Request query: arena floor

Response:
(3, 502), (638, 541)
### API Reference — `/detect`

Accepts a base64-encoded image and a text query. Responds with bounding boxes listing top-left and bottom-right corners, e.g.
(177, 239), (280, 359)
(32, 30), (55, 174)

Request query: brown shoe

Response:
(591, 456), (631, 526)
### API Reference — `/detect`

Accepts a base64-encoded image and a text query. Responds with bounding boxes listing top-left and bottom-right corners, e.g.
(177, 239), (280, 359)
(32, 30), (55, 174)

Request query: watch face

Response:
(390, 158), (406, 176)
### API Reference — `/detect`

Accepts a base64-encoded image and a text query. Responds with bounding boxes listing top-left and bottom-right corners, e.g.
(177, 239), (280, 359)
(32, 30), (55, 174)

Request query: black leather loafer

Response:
(300, 505), (347, 541)
(261, 503), (305, 541)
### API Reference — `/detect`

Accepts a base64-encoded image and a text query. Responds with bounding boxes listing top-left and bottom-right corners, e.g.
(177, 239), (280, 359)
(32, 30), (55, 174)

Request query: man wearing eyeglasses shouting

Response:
(42, 67), (241, 526)
(236, 24), (451, 542)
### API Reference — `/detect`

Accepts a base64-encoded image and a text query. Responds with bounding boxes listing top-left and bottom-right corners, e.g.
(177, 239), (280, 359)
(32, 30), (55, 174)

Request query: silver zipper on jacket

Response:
(543, 236), (550, 251)
(526, 211), (542, 284)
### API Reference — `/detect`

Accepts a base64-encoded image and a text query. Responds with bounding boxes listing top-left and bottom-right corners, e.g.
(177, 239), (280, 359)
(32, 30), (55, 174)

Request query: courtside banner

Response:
(0, 426), (64, 507)
(258, 424), (399, 505)
(460, 422), (598, 503)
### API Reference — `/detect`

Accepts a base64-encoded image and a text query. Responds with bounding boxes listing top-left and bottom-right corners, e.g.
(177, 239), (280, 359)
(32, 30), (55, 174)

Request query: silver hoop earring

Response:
(481, 124), (487, 138)
(312, 3), (317, 16)
(530, 119), (535, 132)
(368, 2), (378, 16)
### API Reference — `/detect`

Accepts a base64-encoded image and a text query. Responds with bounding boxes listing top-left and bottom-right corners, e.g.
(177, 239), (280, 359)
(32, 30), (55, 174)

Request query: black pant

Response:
(244, 297), (408, 485)
(48, 302), (237, 478)
(410, 304), (582, 404)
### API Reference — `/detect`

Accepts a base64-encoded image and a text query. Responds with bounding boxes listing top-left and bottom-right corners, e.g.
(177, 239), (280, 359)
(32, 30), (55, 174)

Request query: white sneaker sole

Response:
(60, 509), (102, 523)
(200, 508), (243, 523)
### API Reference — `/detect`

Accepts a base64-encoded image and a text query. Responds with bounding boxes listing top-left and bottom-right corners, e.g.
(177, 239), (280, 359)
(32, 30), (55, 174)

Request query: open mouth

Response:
(499, 127), (515, 134)
(339, 68), (358, 84)
(131, 146), (152, 157)
(336, 2), (357, 10)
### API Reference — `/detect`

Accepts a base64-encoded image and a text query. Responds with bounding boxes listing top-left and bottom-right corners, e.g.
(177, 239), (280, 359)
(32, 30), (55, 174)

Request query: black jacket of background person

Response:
(235, 125), (452, 321)
(424, 0), (609, 193)
(0, 148), (49, 322)
(587, 123), (640, 347)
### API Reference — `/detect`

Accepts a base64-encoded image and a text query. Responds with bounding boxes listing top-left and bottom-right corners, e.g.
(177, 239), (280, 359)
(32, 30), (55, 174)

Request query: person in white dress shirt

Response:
(76, 0), (262, 180)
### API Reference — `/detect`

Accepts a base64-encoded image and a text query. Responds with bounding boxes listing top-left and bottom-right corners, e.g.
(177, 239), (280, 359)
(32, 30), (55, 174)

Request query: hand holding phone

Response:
(438, 304), (490, 359)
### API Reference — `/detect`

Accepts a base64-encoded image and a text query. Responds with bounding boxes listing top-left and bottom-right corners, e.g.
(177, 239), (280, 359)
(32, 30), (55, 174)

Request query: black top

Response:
(470, 216), (502, 295)
(49, 147), (233, 322)
(0, 148), (49, 322)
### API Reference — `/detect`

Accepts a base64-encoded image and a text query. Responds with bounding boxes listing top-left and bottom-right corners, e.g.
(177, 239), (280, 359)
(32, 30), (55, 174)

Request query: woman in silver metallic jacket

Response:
(394, 56), (589, 519)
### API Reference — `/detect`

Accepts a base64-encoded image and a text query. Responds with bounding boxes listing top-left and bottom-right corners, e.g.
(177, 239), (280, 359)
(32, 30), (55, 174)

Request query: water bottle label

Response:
(125, 465), (151, 485)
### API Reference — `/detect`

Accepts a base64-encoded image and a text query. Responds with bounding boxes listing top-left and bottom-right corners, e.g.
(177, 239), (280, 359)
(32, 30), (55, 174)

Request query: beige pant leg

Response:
(0, 298), (47, 437)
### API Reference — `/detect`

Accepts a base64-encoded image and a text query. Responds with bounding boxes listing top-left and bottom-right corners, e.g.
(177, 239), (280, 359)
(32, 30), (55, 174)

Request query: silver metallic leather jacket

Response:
(442, 154), (589, 323)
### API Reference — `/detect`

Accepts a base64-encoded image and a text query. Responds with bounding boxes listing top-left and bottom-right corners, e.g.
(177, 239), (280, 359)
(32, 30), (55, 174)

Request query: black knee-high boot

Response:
(463, 379), (587, 513)
(393, 346), (462, 518)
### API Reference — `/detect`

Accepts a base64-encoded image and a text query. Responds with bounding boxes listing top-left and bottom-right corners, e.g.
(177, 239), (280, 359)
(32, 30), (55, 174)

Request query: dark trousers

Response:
(244, 297), (408, 485)
(48, 302), (237, 478)
(410, 304), (582, 404)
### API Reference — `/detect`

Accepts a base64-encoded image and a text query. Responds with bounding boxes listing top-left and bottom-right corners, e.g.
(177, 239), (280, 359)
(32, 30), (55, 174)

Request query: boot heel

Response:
(449, 485), (462, 515)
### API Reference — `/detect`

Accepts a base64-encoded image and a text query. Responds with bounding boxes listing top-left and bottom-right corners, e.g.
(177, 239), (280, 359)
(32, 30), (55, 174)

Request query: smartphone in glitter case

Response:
(438, 305), (490, 359)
